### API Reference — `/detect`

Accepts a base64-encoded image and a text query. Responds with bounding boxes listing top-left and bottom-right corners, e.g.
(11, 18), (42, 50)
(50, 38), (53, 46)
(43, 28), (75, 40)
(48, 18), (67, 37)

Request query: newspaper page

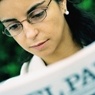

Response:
(0, 42), (95, 95)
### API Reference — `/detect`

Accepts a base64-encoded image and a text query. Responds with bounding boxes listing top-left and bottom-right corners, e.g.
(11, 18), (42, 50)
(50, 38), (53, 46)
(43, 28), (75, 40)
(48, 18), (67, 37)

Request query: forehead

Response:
(0, 0), (46, 20)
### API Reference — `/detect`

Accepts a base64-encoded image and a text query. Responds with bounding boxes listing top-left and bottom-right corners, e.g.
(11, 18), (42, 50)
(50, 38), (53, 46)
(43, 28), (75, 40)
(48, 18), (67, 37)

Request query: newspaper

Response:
(0, 42), (95, 95)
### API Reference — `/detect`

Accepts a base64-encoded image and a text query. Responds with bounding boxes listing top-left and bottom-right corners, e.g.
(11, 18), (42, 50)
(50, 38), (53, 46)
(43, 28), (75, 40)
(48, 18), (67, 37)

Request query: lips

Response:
(29, 39), (49, 50)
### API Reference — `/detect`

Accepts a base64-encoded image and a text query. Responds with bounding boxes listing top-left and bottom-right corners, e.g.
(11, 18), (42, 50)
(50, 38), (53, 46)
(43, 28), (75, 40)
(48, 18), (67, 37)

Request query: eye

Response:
(29, 9), (46, 22)
(7, 23), (22, 31)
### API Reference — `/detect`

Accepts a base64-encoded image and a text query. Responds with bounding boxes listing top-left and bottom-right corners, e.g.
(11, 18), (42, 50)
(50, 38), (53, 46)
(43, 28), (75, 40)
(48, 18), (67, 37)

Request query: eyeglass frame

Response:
(2, 0), (52, 37)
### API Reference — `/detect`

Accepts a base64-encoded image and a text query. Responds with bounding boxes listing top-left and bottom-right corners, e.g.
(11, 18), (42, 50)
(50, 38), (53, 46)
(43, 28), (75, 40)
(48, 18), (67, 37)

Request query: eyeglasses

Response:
(2, 0), (52, 37)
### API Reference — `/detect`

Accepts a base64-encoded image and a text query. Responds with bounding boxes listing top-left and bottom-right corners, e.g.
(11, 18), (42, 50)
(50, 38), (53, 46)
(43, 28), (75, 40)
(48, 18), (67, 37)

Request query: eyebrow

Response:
(2, 19), (17, 23)
(27, 0), (45, 15)
(2, 0), (45, 23)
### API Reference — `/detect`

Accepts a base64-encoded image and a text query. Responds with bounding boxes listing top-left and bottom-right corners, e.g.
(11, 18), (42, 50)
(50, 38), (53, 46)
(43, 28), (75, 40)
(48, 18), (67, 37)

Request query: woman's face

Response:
(0, 0), (69, 59)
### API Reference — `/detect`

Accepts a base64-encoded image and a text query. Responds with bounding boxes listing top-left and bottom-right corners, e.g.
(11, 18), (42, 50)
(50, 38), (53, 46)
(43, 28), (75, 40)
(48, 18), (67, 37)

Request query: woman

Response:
(0, 0), (95, 75)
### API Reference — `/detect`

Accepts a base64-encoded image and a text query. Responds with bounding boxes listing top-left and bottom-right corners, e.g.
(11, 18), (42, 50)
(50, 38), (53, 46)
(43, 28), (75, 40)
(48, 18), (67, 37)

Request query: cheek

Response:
(13, 36), (27, 49)
(43, 13), (65, 38)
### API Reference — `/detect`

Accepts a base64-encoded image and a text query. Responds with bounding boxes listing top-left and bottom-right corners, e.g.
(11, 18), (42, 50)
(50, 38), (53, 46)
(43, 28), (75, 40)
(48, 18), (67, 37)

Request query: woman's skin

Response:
(0, 0), (81, 64)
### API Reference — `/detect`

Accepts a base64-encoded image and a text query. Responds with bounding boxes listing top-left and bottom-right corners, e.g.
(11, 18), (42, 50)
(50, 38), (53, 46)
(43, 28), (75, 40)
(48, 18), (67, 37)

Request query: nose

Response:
(22, 21), (39, 39)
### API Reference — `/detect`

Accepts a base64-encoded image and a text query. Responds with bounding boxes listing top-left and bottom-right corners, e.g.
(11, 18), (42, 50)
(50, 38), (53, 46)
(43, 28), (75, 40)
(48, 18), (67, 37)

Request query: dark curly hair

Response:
(19, 0), (95, 64)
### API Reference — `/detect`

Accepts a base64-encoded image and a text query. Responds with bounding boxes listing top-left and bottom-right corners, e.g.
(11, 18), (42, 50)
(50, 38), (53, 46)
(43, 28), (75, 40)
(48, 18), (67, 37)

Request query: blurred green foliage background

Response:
(0, 29), (22, 82)
(0, 0), (95, 82)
